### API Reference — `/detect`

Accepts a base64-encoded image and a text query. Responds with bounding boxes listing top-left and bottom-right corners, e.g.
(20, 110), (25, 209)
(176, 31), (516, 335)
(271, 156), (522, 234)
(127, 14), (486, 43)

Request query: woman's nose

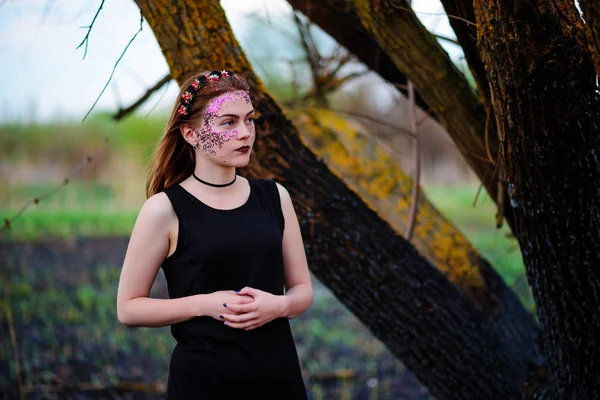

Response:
(236, 123), (251, 139)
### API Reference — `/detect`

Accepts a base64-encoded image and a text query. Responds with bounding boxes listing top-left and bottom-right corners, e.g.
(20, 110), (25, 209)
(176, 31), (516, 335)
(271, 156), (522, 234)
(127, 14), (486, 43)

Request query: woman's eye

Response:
(246, 117), (254, 123)
(223, 120), (233, 126)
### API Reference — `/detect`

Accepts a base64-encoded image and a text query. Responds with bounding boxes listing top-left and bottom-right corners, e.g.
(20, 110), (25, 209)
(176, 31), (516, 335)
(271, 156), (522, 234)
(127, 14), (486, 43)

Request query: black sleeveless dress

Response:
(160, 178), (307, 399)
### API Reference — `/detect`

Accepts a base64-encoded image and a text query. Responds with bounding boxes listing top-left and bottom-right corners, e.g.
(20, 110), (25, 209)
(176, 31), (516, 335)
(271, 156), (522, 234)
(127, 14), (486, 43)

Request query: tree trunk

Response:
(135, 0), (542, 397)
(474, 1), (600, 398)
(580, 0), (600, 79)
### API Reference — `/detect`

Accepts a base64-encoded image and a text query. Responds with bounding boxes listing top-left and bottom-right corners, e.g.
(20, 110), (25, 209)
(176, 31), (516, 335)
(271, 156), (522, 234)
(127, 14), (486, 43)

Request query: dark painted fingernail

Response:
(219, 315), (224, 319)
(235, 289), (240, 293)
(224, 322), (228, 326)
(223, 303), (227, 307)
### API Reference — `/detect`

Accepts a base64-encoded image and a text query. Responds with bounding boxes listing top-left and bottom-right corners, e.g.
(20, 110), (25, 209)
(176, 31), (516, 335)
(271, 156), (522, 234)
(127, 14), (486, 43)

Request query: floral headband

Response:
(177, 70), (233, 116)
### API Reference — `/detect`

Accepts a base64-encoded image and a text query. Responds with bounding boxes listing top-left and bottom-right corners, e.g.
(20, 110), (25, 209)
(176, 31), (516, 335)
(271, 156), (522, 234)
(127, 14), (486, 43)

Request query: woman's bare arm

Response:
(116, 193), (210, 327)
(277, 183), (313, 319)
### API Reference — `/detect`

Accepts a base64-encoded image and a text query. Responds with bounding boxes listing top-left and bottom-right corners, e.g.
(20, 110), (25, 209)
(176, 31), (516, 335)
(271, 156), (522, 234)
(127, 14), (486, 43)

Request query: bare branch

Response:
(114, 73), (172, 120)
(390, 4), (476, 27)
(405, 80), (421, 240)
(76, 0), (105, 59)
(82, 11), (144, 122)
(111, 79), (123, 110)
(5, 307), (24, 400)
(438, 0), (490, 105)
(262, 0), (272, 25)
(300, 70), (368, 101)
(484, 102), (495, 165)
(244, 12), (302, 47)
(433, 33), (460, 45)
(287, 0), (433, 114)
(293, 11), (328, 104)
(328, 50), (355, 79)
(145, 77), (173, 118)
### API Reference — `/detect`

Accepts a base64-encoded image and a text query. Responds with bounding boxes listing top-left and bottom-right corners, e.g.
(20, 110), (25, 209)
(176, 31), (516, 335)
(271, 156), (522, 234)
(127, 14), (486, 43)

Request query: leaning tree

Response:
(127, 1), (599, 399)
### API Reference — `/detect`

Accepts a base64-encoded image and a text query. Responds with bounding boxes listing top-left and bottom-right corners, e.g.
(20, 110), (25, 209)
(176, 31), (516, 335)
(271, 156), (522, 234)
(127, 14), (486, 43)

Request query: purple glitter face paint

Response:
(195, 91), (253, 156)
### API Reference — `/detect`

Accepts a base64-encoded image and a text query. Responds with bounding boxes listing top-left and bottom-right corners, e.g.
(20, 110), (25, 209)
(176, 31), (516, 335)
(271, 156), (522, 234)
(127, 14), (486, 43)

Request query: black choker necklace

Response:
(193, 173), (236, 187)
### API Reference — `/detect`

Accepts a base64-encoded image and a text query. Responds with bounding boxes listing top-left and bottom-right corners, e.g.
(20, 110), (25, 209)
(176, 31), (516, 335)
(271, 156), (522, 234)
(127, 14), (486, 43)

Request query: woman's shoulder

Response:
(138, 191), (177, 224)
(268, 179), (290, 199)
(253, 178), (291, 207)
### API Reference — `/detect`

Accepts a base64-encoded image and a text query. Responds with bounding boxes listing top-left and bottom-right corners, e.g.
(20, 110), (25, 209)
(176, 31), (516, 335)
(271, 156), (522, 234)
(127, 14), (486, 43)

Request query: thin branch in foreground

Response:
(82, 11), (144, 122)
(495, 165), (505, 229)
(6, 307), (24, 400)
(114, 73), (172, 121)
(484, 102), (496, 165)
(434, 33), (460, 46)
(145, 78), (173, 118)
(390, 4), (476, 27)
(1, 137), (110, 233)
(76, 0), (105, 60)
(472, 160), (497, 207)
(405, 80), (421, 241)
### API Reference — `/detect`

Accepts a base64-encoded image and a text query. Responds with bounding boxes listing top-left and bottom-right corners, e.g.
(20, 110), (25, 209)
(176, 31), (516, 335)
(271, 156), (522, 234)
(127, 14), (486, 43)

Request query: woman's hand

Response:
(220, 287), (288, 330)
(207, 290), (254, 322)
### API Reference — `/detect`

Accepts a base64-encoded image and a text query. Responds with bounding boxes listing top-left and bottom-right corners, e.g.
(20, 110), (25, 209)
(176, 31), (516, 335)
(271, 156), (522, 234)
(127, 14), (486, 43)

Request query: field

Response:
(0, 116), (533, 399)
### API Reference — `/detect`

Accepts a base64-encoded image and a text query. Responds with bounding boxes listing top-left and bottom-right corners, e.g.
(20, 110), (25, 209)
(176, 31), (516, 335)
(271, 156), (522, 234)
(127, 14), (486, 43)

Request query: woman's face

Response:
(193, 90), (256, 166)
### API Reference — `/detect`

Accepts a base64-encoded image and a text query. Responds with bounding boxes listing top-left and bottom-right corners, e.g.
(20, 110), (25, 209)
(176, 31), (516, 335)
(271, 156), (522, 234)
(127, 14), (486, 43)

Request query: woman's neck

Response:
(192, 164), (236, 187)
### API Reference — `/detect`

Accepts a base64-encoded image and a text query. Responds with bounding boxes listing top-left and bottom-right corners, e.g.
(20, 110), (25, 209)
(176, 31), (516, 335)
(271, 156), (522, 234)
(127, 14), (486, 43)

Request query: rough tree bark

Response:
(474, 0), (600, 398)
(580, 0), (600, 79)
(134, 1), (542, 398)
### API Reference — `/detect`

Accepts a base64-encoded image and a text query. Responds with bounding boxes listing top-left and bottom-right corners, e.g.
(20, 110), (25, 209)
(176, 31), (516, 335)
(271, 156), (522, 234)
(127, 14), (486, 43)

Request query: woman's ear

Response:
(180, 124), (197, 147)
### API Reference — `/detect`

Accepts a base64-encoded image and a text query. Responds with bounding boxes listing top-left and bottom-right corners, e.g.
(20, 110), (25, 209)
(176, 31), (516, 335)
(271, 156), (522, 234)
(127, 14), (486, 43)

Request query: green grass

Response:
(2, 181), (142, 240)
(0, 264), (174, 393)
(424, 184), (532, 309)
(2, 210), (138, 240)
(0, 113), (167, 162)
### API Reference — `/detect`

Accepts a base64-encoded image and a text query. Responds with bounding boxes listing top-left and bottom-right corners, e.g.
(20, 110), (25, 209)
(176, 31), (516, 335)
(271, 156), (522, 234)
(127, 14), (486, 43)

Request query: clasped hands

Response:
(211, 287), (287, 330)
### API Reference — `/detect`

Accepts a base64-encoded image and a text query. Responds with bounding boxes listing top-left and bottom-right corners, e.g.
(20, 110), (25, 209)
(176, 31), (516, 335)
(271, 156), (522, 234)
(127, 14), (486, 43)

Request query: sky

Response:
(0, 0), (460, 123)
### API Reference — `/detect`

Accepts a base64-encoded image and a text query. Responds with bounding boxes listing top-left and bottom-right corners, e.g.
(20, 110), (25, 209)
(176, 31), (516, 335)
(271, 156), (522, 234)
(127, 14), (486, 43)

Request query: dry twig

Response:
(6, 307), (24, 400)
(404, 82), (420, 240)
(76, 0), (105, 59)
(82, 11), (144, 122)
(389, 4), (476, 27)
(114, 74), (172, 120)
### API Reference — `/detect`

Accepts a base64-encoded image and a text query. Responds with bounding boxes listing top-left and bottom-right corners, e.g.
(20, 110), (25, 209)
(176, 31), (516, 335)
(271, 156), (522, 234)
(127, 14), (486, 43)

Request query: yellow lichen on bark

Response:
(289, 108), (487, 295)
(136, 0), (271, 95)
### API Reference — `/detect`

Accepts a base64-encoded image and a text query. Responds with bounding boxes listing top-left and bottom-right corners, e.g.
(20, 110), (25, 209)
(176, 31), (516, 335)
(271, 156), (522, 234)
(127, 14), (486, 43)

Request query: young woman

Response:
(116, 70), (313, 399)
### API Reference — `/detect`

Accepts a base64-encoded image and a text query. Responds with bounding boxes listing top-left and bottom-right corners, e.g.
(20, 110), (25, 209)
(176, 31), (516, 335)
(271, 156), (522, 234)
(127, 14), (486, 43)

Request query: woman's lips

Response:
(235, 146), (250, 153)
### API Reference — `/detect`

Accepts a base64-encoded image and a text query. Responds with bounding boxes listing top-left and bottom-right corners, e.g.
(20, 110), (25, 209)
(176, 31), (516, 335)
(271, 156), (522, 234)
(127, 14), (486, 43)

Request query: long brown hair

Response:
(146, 70), (250, 197)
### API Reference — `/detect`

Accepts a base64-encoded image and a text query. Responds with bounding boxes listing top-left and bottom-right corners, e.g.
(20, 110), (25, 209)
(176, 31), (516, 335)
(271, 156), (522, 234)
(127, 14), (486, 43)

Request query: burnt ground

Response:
(0, 237), (431, 400)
